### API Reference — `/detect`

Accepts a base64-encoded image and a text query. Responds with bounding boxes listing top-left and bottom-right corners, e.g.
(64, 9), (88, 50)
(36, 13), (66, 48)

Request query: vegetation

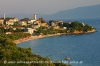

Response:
(63, 21), (94, 32)
(0, 34), (70, 66)
(35, 21), (96, 35)
(0, 33), (68, 66)
(36, 26), (66, 35)
(0, 17), (96, 66)
(49, 20), (55, 26)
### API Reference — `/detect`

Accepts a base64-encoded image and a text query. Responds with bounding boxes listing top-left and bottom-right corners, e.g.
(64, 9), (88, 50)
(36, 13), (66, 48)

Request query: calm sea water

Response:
(18, 18), (100, 66)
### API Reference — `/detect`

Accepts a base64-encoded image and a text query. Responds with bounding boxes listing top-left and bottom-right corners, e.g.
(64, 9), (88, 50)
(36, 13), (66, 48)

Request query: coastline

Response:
(14, 33), (67, 44)
(14, 29), (97, 44)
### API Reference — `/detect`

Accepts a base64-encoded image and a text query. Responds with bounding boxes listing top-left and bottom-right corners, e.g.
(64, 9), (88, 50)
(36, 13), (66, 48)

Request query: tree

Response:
(58, 23), (63, 28)
(9, 28), (13, 32)
(84, 24), (93, 32)
(0, 27), (4, 33)
(49, 20), (55, 26)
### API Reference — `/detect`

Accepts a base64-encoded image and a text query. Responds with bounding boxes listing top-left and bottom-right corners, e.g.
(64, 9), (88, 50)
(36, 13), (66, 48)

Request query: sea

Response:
(18, 18), (100, 66)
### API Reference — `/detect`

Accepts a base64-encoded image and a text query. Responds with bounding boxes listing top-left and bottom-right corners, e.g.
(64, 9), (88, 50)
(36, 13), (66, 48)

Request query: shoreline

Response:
(14, 33), (67, 44)
(14, 30), (97, 44)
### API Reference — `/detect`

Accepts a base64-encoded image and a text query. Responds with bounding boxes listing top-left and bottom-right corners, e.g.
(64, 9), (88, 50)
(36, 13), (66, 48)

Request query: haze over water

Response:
(18, 18), (100, 66)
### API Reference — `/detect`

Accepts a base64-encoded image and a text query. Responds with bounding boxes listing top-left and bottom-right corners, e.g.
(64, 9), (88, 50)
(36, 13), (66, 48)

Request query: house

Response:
(6, 19), (14, 25)
(39, 23), (49, 27)
(4, 26), (10, 29)
(66, 21), (71, 24)
(36, 20), (41, 23)
(8, 18), (14, 22)
(18, 19), (28, 26)
(3, 17), (18, 25)
(24, 28), (35, 34)
(32, 23), (40, 29)
(0, 18), (4, 25)
(63, 27), (67, 29)
(13, 17), (19, 22)
(28, 19), (36, 24)
(51, 22), (58, 27)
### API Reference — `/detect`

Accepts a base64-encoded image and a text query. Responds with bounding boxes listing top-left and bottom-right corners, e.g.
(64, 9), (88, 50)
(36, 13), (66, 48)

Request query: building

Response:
(34, 14), (36, 20)
(51, 22), (58, 26)
(28, 20), (36, 24)
(39, 23), (49, 27)
(0, 18), (4, 25)
(6, 20), (14, 25)
(18, 20), (28, 26)
(28, 14), (37, 24)
(4, 18), (14, 25)
(1, 16), (19, 25)
(66, 21), (72, 24)
(13, 17), (19, 22)
(24, 28), (35, 34)
(32, 23), (40, 29)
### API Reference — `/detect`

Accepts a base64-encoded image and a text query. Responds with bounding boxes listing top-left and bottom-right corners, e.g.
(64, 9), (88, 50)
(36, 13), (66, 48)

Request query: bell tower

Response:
(4, 13), (5, 19)
(34, 14), (36, 20)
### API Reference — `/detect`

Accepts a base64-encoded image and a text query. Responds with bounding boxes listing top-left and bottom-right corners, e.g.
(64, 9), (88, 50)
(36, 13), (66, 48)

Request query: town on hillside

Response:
(0, 14), (96, 35)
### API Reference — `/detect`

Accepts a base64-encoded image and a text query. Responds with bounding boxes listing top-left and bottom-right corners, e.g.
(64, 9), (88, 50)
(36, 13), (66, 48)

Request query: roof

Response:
(0, 18), (4, 20)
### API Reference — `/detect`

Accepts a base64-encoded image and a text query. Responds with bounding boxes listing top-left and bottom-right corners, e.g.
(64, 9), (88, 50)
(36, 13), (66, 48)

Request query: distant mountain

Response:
(0, 4), (100, 20)
(42, 4), (100, 20)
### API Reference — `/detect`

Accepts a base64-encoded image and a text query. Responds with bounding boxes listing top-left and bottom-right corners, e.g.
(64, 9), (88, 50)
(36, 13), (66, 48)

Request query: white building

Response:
(34, 14), (36, 20)
(28, 20), (36, 24)
(24, 28), (35, 34)
(6, 19), (14, 25)
(18, 20), (28, 26)
(28, 14), (37, 24)
(13, 17), (19, 22)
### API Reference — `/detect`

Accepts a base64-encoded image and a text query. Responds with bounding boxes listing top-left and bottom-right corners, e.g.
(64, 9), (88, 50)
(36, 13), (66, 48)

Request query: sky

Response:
(0, 0), (100, 15)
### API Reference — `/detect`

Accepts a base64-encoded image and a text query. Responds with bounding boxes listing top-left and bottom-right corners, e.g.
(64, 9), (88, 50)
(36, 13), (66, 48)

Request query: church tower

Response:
(34, 14), (36, 20)
(4, 13), (5, 19)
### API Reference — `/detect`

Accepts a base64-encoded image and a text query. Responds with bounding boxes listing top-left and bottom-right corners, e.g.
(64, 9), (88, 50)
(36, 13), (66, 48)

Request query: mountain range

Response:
(43, 4), (100, 20)
(0, 4), (100, 20)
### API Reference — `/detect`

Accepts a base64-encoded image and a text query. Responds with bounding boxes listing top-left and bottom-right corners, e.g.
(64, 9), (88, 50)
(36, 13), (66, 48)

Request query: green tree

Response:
(49, 20), (55, 26)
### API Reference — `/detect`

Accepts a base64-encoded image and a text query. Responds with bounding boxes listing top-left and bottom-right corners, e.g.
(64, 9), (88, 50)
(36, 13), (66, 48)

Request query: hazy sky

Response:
(0, 0), (100, 15)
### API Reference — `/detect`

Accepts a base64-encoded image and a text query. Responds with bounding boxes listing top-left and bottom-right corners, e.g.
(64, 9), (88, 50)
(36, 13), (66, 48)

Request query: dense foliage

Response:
(36, 21), (96, 35)
(49, 20), (96, 33)
(63, 21), (95, 32)
(0, 33), (70, 66)
(36, 26), (67, 35)
(0, 33), (31, 40)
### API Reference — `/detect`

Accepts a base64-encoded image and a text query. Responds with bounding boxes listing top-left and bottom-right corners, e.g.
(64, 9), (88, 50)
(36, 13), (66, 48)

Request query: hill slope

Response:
(43, 4), (100, 20)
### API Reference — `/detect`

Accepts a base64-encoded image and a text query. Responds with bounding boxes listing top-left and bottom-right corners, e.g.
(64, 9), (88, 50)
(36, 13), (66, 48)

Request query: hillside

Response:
(43, 4), (100, 20)
(0, 4), (100, 20)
